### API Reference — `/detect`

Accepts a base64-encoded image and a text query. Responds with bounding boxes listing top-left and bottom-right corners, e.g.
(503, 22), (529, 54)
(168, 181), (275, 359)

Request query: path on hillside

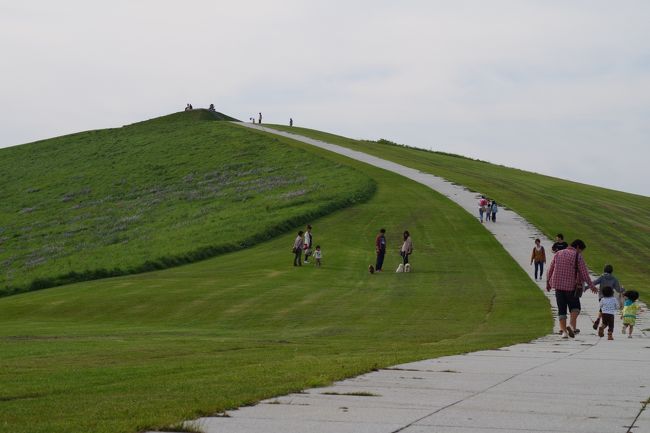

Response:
(152, 124), (649, 433)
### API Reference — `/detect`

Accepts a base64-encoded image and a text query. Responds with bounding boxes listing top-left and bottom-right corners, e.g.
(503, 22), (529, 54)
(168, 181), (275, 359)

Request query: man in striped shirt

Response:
(546, 239), (597, 338)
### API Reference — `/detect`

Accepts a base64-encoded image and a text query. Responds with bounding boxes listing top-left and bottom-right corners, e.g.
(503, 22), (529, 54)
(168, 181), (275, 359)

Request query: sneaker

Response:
(561, 331), (569, 339)
(566, 327), (575, 338)
(304, 260), (309, 264)
(608, 334), (613, 341)
(592, 321), (599, 330)
(574, 329), (580, 335)
(598, 327), (604, 338)
(628, 335), (632, 339)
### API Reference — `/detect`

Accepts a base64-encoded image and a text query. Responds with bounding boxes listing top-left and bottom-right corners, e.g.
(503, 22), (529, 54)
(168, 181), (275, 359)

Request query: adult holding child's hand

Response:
(546, 239), (596, 338)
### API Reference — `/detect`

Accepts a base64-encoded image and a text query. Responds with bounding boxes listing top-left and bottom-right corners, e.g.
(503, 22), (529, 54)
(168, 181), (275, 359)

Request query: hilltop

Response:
(0, 110), (373, 295)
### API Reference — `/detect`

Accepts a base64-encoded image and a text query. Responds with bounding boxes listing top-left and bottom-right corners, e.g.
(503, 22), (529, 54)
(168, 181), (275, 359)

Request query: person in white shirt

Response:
(314, 245), (322, 267)
(598, 286), (619, 340)
(303, 224), (313, 264)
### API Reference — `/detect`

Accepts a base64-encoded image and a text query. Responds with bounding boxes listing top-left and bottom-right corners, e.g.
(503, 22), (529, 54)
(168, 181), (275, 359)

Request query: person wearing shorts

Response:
(546, 239), (597, 338)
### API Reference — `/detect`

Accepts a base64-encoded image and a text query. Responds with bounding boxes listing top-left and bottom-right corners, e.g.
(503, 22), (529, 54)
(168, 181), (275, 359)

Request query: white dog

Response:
(404, 263), (411, 273)
(396, 263), (404, 273)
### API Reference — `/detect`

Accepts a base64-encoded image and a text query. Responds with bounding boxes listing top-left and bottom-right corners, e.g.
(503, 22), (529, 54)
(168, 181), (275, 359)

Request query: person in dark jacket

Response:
(375, 228), (387, 272)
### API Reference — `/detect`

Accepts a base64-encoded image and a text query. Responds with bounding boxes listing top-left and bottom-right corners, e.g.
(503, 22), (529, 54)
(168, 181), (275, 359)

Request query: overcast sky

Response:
(2, 1), (649, 196)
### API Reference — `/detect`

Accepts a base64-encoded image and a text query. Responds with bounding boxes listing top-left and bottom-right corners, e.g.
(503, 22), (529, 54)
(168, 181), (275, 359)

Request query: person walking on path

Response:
(478, 196), (488, 223)
(530, 238), (546, 280)
(621, 290), (641, 338)
(597, 286), (619, 340)
(303, 225), (313, 264)
(258, 112), (263, 124)
(292, 230), (304, 267)
(490, 200), (498, 222)
(591, 264), (623, 330)
(551, 233), (568, 253)
(546, 239), (597, 338)
(486, 199), (492, 222)
(400, 230), (413, 266)
(375, 228), (387, 272)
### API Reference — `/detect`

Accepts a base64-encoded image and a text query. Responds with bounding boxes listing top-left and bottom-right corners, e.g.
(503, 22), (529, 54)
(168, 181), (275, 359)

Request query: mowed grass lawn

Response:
(268, 125), (650, 298)
(0, 130), (550, 433)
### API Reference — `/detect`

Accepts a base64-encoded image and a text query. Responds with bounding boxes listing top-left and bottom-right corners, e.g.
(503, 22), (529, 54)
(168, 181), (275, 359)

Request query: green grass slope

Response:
(0, 111), (373, 295)
(0, 125), (550, 433)
(269, 125), (650, 298)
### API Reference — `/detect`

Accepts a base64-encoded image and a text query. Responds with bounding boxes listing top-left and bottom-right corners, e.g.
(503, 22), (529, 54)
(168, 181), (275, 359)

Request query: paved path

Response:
(152, 124), (649, 433)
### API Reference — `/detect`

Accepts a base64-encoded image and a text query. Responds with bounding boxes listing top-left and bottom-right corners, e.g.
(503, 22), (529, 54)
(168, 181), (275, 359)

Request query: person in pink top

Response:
(546, 239), (597, 338)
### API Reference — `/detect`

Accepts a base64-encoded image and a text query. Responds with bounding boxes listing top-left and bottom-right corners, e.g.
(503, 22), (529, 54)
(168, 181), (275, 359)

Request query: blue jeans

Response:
(534, 261), (544, 279)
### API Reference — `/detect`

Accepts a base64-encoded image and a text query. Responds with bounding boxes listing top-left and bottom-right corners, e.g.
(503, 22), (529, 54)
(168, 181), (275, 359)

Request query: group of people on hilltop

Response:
(184, 103), (216, 112)
(532, 233), (641, 340)
(478, 196), (498, 223)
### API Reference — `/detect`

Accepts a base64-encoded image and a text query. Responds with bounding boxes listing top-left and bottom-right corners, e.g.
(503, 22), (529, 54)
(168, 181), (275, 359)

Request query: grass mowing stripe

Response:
(0, 125), (550, 433)
(267, 125), (650, 298)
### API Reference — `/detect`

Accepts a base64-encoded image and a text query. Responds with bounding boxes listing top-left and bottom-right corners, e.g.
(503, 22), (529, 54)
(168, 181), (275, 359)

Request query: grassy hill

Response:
(0, 121), (550, 433)
(269, 125), (650, 298)
(0, 111), (374, 295)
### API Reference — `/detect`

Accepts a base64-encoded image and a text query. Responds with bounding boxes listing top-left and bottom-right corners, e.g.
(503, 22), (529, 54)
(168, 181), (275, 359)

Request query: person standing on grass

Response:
(375, 228), (387, 272)
(490, 200), (498, 222)
(546, 239), (597, 338)
(530, 238), (546, 280)
(551, 233), (568, 253)
(400, 230), (413, 266)
(303, 225), (313, 264)
(258, 112), (262, 124)
(292, 230), (304, 267)
(313, 245), (322, 267)
(289, 118), (293, 127)
(591, 264), (623, 330)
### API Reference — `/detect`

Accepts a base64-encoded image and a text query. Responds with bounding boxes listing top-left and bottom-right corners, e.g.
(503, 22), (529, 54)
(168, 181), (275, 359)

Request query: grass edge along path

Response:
(0, 126), (551, 433)
(267, 124), (650, 299)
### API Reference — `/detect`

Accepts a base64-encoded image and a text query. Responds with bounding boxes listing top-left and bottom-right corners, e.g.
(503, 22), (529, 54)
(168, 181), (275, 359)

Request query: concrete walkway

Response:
(152, 125), (649, 433)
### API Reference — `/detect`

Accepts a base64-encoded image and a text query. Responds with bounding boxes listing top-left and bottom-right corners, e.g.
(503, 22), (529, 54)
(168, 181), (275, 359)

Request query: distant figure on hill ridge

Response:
(185, 103), (193, 111)
(258, 112), (262, 124)
(289, 118), (293, 127)
(209, 104), (215, 111)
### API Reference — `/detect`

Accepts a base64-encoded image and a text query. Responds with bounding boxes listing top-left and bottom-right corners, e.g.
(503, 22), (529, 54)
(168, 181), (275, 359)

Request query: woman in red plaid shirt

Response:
(546, 239), (597, 338)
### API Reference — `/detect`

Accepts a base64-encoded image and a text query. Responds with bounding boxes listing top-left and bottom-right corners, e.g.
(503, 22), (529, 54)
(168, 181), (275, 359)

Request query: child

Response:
(621, 290), (640, 338)
(598, 286), (619, 340)
(314, 245), (322, 267)
(591, 264), (623, 329)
